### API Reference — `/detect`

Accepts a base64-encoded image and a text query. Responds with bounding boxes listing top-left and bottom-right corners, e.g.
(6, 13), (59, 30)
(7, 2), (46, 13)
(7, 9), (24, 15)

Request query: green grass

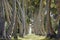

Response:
(11, 34), (55, 40)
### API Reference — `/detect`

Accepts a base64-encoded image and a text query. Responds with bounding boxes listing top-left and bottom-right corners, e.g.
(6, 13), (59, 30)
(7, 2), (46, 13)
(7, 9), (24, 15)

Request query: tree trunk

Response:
(0, 0), (6, 39)
(34, 0), (46, 35)
(13, 17), (18, 40)
(46, 0), (56, 38)
(55, 0), (60, 39)
(6, 0), (16, 40)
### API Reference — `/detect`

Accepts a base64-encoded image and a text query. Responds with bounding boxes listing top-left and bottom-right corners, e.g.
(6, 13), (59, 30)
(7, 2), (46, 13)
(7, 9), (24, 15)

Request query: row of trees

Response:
(0, 0), (60, 40)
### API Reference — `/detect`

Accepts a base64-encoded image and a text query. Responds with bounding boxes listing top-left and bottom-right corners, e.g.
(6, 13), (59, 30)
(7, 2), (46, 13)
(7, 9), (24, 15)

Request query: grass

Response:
(11, 34), (55, 40)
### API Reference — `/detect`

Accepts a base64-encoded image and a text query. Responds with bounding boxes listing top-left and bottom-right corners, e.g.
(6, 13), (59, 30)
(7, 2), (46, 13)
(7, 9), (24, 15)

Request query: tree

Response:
(46, 0), (56, 38)
(55, 0), (60, 39)
(6, 0), (16, 40)
(0, 0), (5, 39)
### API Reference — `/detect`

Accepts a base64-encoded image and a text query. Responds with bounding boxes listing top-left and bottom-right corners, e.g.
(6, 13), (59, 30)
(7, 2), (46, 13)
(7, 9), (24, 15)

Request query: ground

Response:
(11, 34), (55, 40)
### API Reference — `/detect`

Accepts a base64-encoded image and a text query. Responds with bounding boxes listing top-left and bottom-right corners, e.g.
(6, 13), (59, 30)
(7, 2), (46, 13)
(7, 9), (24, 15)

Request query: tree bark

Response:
(6, 0), (16, 40)
(55, 0), (60, 39)
(46, 0), (56, 38)
(0, 0), (5, 39)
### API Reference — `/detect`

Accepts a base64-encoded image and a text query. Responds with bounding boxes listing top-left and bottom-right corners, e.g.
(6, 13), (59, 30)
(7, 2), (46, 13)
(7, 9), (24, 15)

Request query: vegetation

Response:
(0, 0), (60, 40)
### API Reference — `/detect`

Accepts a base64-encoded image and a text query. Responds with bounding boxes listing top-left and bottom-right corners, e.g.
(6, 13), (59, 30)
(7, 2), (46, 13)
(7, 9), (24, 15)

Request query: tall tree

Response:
(0, 0), (5, 39)
(55, 0), (60, 39)
(46, 0), (56, 38)
(6, 0), (16, 40)
(17, 0), (26, 37)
